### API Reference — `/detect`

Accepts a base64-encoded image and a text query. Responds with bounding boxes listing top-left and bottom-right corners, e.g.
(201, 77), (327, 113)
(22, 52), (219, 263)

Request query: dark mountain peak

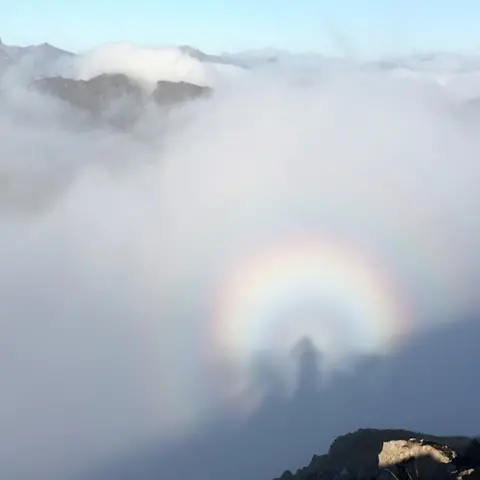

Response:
(31, 73), (212, 129)
(36, 41), (73, 55)
(274, 428), (480, 479)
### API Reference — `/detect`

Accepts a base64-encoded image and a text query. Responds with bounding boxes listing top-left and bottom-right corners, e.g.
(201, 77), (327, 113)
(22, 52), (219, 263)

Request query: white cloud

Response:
(66, 42), (244, 87)
(3, 46), (480, 479)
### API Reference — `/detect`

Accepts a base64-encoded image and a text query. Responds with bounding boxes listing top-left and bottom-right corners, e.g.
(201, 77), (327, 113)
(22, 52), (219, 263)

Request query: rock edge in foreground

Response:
(274, 428), (480, 479)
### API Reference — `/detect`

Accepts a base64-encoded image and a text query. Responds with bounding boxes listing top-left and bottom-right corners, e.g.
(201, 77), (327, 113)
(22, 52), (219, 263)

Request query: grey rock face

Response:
(273, 429), (480, 480)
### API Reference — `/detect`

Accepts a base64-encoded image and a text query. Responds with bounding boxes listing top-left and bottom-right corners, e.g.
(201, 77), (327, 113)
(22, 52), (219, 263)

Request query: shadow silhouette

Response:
(78, 316), (480, 480)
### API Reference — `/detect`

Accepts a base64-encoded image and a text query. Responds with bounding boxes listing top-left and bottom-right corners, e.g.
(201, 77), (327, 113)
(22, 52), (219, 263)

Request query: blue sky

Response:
(2, 0), (480, 56)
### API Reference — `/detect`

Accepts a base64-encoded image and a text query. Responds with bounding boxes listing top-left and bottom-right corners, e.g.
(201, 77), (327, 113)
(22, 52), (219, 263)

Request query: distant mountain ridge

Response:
(0, 38), (215, 130)
(0, 38), (255, 79)
(4, 38), (480, 131)
(31, 73), (211, 129)
(4, 37), (480, 77)
(0, 37), (73, 76)
(0, 38), (298, 82)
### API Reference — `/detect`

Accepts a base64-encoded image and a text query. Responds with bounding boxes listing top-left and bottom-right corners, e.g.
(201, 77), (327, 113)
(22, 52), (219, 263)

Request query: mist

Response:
(1, 46), (480, 479)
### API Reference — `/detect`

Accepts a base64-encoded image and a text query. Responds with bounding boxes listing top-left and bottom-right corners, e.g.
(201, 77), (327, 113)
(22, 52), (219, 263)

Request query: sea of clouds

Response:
(2, 43), (480, 479)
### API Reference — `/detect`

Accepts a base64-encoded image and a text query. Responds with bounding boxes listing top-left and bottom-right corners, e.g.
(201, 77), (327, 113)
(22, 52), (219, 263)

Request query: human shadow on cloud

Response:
(79, 315), (480, 480)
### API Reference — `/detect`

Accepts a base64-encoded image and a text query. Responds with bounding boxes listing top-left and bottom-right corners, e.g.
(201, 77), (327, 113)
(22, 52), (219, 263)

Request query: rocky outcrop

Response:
(274, 429), (480, 480)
